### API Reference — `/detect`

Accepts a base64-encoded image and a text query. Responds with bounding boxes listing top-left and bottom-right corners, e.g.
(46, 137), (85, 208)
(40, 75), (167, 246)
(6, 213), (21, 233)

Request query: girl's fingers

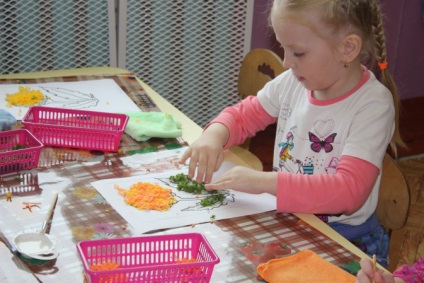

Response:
(204, 159), (215, 184)
(204, 152), (224, 184)
(215, 152), (224, 171)
(187, 151), (199, 179)
(380, 272), (396, 283)
(205, 179), (228, 191)
(179, 148), (189, 164)
(356, 270), (372, 283)
(194, 151), (209, 183)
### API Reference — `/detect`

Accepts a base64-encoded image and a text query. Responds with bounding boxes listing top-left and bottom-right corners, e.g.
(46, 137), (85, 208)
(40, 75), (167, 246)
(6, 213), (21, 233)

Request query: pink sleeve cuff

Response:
(207, 96), (275, 149)
(276, 155), (379, 215)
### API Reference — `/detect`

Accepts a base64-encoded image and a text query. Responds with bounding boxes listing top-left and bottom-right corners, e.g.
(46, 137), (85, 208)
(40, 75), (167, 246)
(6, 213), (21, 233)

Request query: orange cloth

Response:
(257, 250), (355, 283)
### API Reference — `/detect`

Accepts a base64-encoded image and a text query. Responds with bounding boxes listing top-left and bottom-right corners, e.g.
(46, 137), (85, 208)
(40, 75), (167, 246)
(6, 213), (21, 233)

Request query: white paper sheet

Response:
(92, 162), (277, 234)
(0, 242), (40, 283)
(0, 79), (141, 119)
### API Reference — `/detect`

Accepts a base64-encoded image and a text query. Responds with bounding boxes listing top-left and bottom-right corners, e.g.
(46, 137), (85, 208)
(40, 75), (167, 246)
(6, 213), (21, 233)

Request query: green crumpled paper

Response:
(124, 111), (182, 142)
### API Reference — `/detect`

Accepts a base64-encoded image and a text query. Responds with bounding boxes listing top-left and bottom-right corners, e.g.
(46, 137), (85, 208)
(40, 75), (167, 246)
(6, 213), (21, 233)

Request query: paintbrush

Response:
(371, 254), (377, 283)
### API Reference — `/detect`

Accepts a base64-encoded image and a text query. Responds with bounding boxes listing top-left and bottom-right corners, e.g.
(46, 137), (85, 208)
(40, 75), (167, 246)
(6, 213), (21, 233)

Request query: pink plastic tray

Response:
(77, 233), (220, 283)
(0, 129), (43, 175)
(22, 106), (128, 152)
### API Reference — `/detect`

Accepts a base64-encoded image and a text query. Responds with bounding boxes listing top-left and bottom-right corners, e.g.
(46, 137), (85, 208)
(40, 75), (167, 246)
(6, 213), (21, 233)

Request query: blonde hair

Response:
(271, 0), (405, 156)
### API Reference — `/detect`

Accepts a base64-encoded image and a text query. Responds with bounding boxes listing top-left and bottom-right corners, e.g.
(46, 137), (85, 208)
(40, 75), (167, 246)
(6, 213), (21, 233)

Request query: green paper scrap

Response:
(124, 112), (182, 142)
(125, 146), (158, 155)
(340, 261), (361, 275)
(124, 143), (182, 155)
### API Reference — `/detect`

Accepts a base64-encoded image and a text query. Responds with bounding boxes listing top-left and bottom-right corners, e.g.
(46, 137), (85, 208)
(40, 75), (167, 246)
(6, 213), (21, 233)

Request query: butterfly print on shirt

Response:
(308, 132), (337, 153)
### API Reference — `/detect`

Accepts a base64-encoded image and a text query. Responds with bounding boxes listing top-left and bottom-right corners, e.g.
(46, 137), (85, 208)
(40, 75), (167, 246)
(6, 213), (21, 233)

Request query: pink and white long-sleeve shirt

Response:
(211, 67), (394, 226)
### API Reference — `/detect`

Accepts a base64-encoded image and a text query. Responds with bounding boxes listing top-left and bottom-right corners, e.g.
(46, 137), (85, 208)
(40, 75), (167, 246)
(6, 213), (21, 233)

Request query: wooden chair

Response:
(230, 49), (285, 171)
(376, 153), (410, 234)
(238, 48), (285, 100)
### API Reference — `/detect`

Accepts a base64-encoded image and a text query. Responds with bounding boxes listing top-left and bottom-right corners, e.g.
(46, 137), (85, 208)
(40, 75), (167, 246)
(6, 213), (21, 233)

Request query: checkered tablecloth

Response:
(1, 74), (188, 167)
(213, 212), (359, 281)
(0, 75), (359, 282)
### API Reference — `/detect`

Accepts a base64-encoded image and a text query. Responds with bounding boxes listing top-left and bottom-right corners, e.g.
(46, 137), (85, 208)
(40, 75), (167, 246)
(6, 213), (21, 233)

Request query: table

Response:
(0, 67), (372, 282)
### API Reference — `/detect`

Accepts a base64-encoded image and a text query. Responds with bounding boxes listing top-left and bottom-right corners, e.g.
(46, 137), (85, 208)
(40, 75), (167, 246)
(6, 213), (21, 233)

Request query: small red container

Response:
(0, 129), (43, 175)
(77, 233), (220, 283)
(22, 106), (128, 152)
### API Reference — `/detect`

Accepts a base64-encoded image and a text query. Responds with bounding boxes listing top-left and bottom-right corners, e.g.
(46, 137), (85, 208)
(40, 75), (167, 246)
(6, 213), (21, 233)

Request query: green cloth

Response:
(124, 112), (182, 142)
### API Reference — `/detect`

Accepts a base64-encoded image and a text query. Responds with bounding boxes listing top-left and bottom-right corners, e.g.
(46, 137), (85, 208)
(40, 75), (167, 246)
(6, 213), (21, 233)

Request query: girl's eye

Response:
(294, 52), (304, 58)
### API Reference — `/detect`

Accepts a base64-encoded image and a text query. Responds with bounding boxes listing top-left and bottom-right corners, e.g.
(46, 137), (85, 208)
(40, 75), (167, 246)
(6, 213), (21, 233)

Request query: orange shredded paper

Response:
(115, 182), (177, 211)
(90, 261), (120, 271)
(176, 258), (197, 264)
(176, 258), (202, 276)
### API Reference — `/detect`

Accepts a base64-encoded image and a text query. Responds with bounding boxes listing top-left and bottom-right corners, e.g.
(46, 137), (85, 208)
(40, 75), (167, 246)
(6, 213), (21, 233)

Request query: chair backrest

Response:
(236, 49), (285, 171)
(231, 49), (284, 171)
(238, 48), (285, 100)
(376, 153), (410, 231)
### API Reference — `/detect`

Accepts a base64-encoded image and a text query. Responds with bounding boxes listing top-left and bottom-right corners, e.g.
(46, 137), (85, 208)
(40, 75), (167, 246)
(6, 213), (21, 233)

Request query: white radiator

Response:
(0, 0), (253, 127)
(0, 0), (116, 73)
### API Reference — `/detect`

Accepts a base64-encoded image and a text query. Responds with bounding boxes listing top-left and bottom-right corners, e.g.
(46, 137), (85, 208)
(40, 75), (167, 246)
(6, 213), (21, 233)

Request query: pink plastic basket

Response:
(77, 233), (220, 283)
(0, 129), (44, 175)
(22, 106), (128, 152)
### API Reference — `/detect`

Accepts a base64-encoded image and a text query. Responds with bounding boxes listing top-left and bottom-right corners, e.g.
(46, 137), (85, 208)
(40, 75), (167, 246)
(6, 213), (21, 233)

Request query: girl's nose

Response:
(283, 55), (292, 69)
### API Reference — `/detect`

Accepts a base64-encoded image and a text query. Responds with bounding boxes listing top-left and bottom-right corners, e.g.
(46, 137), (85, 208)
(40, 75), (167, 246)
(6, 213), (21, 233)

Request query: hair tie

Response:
(378, 61), (388, 70)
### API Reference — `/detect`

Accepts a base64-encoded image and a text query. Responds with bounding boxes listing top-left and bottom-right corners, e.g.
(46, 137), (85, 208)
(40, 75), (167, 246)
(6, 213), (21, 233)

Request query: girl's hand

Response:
(355, 258), (400, 283)
(180, 123), (231, 183)
(205, 166), (277, 195)
(180, 138), (224, 184)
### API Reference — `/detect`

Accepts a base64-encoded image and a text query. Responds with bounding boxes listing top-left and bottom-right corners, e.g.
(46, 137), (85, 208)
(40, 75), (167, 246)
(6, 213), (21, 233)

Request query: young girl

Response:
(356, 257), (424, 283)
(180, 0), (403, 267)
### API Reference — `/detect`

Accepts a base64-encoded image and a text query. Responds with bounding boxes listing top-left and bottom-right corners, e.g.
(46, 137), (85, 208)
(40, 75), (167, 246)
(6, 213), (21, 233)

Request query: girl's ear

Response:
(341, 34), (362, 64)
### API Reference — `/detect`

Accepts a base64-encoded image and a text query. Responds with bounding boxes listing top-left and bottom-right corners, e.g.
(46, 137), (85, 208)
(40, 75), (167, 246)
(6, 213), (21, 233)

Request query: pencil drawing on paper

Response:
(91, 151), (278, 234)
(179, 191), (235, 211)
(40, 86), (99, 108)
(1, 79), (142, 119)
(158, 176), (236, 211)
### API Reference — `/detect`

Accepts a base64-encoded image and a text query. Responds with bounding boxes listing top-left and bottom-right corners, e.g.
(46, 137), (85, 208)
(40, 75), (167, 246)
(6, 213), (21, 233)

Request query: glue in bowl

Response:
(13, 229), (58, 261)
